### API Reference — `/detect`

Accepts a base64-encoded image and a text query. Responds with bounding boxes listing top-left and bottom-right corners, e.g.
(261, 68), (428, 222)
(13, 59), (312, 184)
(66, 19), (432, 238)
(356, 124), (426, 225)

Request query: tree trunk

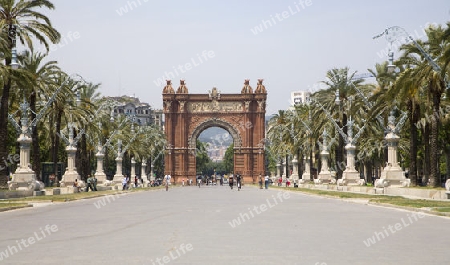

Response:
(429, 90), (441, 187)
(81, 133), (89, 180)
(408, 100), (419, 186)
(30, 91), (41, 181)
(0, 74), (12, 188)
(423, 122), (430, 185)
(53, 109), (63, 181)
(445, 146), (450, 181)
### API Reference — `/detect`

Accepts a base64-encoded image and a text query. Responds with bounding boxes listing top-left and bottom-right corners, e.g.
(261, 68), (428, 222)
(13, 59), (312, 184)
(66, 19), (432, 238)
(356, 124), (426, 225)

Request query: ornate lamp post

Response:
(376, 110), (410, 187)
(7, 75), (85, 190)
(316, 129), (333, 184)
(374, 26), (449, 188)
(59, 121), (84, 187)
(314, 95), (366, 186)
(111, 129), (140, 184)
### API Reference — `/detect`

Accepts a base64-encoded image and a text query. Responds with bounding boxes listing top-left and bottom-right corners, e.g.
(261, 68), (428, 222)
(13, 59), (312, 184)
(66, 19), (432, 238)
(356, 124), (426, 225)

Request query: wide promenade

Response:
(0, 185), (449, 265)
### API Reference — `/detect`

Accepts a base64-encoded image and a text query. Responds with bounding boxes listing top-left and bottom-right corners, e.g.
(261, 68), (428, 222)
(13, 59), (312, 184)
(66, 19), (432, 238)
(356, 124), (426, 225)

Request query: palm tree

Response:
(267, 110), (291, 177)
(0, 0), (60, 187)
(397, 24), (449, 187)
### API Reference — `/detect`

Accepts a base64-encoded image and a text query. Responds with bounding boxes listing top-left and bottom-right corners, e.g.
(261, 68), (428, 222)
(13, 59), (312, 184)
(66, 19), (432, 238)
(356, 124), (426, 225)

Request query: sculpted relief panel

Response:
(187, 101), (243, 113)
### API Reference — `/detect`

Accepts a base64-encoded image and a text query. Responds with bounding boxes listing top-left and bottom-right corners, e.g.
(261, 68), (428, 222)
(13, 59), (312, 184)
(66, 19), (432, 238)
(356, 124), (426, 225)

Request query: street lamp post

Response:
(7, 75), (85, 191)
(316, 129), (333, 184)
(111, 128), (140, 184)
(375, 25), (449, 189)
(313, 95), (366, 186)
(58, 120), (84, 187)
(376, 110), (410, 188)
(7, 100), (39, 191)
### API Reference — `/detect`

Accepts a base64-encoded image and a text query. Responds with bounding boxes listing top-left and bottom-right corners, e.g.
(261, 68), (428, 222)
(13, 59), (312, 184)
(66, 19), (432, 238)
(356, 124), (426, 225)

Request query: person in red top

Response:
(278, 177), (282, 187)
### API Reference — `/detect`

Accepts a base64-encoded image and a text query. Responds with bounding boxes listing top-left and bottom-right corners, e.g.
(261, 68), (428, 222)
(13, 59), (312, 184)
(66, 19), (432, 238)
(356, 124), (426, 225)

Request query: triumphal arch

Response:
(162, 79), (267, 184)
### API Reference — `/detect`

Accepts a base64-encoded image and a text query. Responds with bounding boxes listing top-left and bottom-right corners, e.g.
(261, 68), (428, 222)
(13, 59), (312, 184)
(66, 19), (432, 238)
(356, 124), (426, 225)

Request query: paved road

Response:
(1, 185), (449, 265)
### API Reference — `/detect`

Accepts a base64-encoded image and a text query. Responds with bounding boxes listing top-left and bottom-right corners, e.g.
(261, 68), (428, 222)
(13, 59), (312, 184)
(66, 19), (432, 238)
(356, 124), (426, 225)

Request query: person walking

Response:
(236, 173), (242, 191)
(264, 175), (269, 189)
(85, 175), (93, 192)
(93, 175), (98, 191)
(164, 174), (171, 191)
(182, 178), (185, 187)
(197, 175), (201, 188)
(229, 175), (234, 190)
(122, 176), (127, 190)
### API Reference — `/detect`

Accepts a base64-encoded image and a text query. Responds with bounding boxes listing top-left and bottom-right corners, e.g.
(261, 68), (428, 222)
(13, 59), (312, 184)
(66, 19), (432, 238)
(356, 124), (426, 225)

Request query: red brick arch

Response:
(163, 79), (267, 184)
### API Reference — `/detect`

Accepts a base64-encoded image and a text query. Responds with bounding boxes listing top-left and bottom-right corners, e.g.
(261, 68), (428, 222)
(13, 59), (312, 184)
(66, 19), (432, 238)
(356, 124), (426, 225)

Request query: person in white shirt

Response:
(164, 174), (171, 191)
(264, 175), (269, 189)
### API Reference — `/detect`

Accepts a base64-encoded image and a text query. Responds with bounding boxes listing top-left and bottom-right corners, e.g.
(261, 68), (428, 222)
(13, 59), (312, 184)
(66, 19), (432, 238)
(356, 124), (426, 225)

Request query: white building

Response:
(106, 96), (163, 129)
(290, 91), (311, 106)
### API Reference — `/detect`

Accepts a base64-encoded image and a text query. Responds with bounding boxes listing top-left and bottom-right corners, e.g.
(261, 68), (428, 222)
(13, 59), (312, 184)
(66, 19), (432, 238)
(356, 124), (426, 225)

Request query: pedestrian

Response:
(164, 174), (171, 191)
(122, 176), (127, 190)
(182, 178), (185, 187)
(236, 173), (242, 191)
(278, 177), (282, 187)
(264, 175), (269, 189)
(286, 179), (291, 187)
(93, 175), (98, 191)
(135, 176), (138, 188)
(259, 175), (263, 189)
(229, 175), (234, 190)
(85, 175), (93, 192)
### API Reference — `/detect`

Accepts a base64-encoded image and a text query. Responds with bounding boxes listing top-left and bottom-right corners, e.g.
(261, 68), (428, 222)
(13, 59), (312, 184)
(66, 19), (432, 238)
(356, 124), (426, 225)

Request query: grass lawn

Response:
(3, 186), (163, 203)
(0, 202), (32, 211)
(272, 186), (450, 213)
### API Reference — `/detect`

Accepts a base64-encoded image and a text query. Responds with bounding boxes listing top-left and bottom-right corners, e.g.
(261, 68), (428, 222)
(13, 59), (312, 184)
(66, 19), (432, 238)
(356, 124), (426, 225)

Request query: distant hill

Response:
(198, 127), (232, 146)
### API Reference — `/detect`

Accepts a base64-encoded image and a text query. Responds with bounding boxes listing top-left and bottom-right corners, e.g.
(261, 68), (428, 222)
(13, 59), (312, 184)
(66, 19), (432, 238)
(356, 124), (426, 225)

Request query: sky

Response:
(23, 0), (450, 115)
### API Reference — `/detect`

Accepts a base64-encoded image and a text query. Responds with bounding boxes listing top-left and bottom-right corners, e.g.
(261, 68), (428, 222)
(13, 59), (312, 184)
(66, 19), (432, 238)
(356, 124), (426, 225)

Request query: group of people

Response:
(228, 173), (242, 191)
(258, 175), (270, 189)
(181, 178), (193, 186)
(72, 175), (97, 192)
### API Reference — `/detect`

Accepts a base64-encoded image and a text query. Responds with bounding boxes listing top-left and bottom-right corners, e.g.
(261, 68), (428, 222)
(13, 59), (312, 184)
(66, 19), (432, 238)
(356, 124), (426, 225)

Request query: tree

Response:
(397, 24), (449, 187)
(223, 144), (234, 173)
(195, 140), (210, 173)
(0, 0), (60, 187)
